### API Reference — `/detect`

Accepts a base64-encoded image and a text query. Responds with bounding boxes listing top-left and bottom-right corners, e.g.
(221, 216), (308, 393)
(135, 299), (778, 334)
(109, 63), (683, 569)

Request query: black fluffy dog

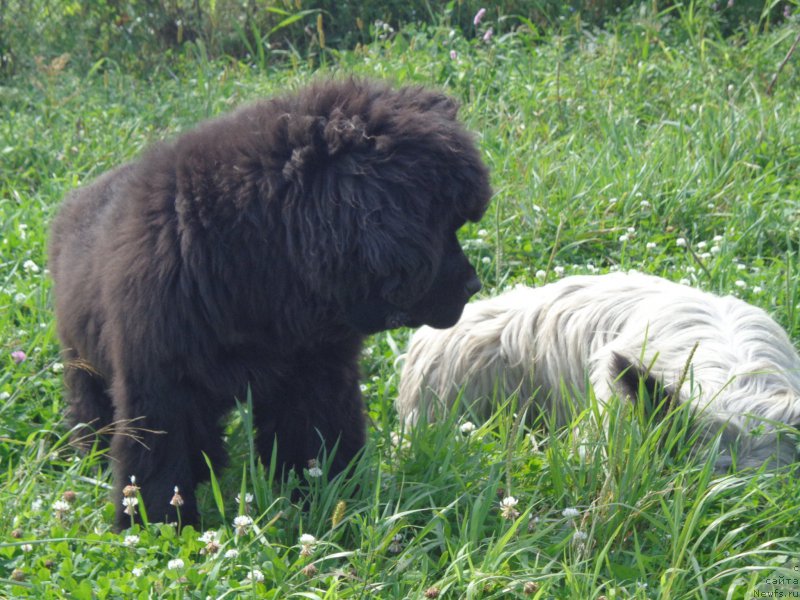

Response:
(49, 79), (491, 529)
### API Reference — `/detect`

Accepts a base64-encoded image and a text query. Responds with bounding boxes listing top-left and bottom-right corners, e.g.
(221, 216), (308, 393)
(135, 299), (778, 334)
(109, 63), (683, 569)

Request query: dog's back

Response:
(397, 272), (800, 468)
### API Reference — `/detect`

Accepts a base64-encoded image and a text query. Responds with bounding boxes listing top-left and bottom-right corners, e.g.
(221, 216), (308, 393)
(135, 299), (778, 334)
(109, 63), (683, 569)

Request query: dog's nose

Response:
(464, 275), (482, 297)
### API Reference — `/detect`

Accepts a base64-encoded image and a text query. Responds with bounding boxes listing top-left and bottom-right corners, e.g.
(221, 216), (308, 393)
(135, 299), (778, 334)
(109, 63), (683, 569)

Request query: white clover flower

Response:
(52, 499), (71, 518)
(735, 280), (747, 289)
(306, 459), (323, 478)
(710, 246), (721, 255)
(23, 260), (39, 273)
(573, 530), (589, 543)
(499, 496), (520, 520)
(640, 200), (651, 208)
(224, 548), (239, 559)
(481, 256), (491, 264)
(562, 507), (580, 519)
(700, 252), (712, 260)
(553, 265), (565, 277)
(21, 543), (33, 553)
(299, 533), (317, 557)
(31, 497), (43, 511)
(244, 569), (265, 584)
(236, 492), (254, 505)
(618, 234), (630, 243)
(696, 241), (708, 250)
(388, 534), (403, 554)
(646, 242), (657, 250)
(459, 421), (476, 435)
(713, 235), (724, 243)
(122, 496), (138, 516)
(535, 269), (547, 279)
(233, 515), (253, 535)
(51, 362), (64, 373)
(132, 567), (144, 577)
(14, 293), (25, 303)
(752, 286), (763, 295)
(198, 530), (218, 544)
(167, 558), (184, 570)
(170, 486), (184, 507)
(676, 237), (687, 247)
(124, 535), (139, 547)
(199, 530), (221, 555)
(478, 229), (488, 237)
(627, 226), (636, 234)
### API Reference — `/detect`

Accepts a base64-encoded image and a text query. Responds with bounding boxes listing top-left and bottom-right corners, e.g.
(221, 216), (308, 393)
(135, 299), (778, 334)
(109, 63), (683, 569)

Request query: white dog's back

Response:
(397, 272), (800, 469)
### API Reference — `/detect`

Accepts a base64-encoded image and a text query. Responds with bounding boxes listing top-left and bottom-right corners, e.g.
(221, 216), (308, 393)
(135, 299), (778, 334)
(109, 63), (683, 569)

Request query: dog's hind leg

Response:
(62, 348), (115, 450)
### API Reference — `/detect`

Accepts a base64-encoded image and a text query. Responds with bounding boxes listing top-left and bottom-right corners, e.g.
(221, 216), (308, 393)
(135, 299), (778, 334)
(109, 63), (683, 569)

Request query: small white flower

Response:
(696, 241), (708, 250)
(679, 278), (691, 285)
(244, 569), (265, 584)
(459, 421), (476, 435)
(233, 515), (253, 535)
(224, 548), (239, 559)
(22, 260), (39, 273)
(299, 533), (317, 557)
(31, 497), (43, 511)
(499, 496), (520, 520)
(735, 280), (747, 289)
(52, 499), (71, 518)
(307, 458), (323, 478)
(700, 252), (712, 260)
(752, 286), (763, 295)
(235, 492), (254, 505)
(676, 237), (687, 247)
(640, 200), (651, 208)
(713, 235), (724, 243)
(535, 269), (547, 279)
(562, 507), (580, 519)
(132, 567), (144, 577)
(573, 530), (589, 543)
(646, 242), (657, 250)
(626, 226), (636, 234)
(478, 229), (488, 237)
(167, 558), (184, 570)
(710, 245), (721, 255)
(21, 543), (33, 553)
(553, 265), (565, 277)
(198, 530), (218, 544)
(481, 256), (491, 264)
(388, 534), (403, 554)
(51, 362), (64, 373)
(122, 496), (138, 516)
(124, 535), (140, 547)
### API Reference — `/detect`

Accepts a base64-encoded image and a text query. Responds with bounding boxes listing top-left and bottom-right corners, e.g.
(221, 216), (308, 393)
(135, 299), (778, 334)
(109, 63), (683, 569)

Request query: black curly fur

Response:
(49, 78), (492, 529)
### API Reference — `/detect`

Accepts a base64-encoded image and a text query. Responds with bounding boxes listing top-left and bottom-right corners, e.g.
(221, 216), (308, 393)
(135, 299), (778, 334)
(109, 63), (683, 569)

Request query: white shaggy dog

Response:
(397, 272), (800, 469)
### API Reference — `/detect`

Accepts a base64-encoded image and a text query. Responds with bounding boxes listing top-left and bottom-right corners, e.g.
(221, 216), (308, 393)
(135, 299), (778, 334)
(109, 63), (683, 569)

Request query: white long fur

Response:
(397, 272), (800, 469)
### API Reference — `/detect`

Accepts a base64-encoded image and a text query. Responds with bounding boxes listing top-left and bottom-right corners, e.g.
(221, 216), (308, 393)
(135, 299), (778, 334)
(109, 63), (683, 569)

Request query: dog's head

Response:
(280, 79), (492, 334)
(612, 353), (800, 470)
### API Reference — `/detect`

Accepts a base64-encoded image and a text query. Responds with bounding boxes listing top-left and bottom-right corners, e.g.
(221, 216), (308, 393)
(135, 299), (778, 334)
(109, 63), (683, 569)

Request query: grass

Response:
(2, 5), (800, 598)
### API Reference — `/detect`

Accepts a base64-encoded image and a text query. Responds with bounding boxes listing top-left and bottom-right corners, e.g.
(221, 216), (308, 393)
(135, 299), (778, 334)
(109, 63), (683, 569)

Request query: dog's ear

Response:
(611, 352), (675, 423)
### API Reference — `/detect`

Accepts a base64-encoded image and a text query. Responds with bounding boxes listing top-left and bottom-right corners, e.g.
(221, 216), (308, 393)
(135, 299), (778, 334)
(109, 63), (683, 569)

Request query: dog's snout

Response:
(464, 275), (482, 297)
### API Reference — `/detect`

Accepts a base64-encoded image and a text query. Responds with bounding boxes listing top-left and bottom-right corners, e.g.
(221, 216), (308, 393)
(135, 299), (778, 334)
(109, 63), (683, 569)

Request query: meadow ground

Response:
(1, 6), (800, 598)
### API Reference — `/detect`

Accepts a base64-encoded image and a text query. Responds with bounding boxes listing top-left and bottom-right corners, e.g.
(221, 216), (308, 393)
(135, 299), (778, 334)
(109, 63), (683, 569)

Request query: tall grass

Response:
(1, 5), (799, 598)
